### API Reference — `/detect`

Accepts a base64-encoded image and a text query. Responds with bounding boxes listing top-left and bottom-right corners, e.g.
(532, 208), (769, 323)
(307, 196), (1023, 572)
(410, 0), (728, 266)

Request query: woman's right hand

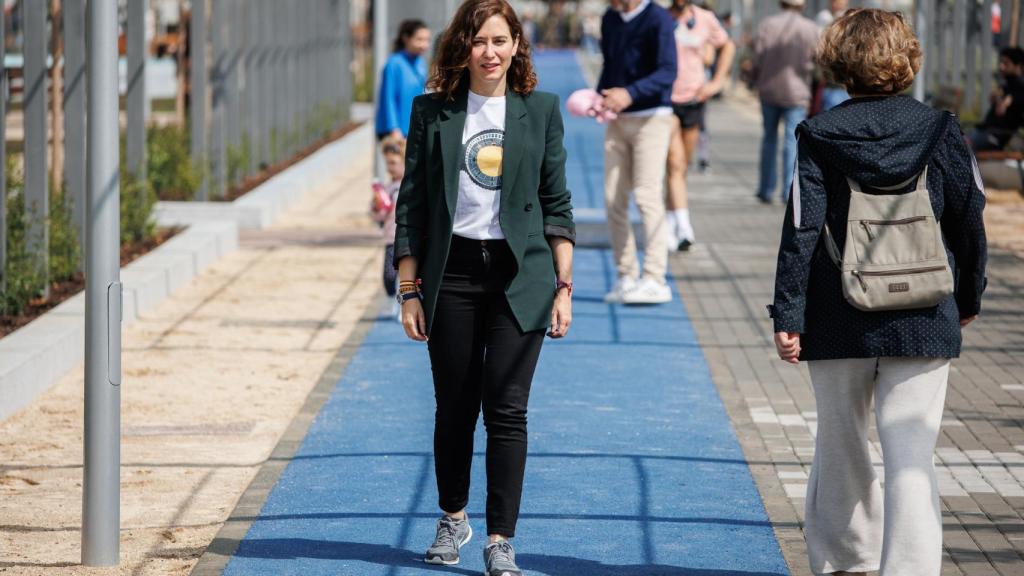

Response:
(402, 298), (428, 342)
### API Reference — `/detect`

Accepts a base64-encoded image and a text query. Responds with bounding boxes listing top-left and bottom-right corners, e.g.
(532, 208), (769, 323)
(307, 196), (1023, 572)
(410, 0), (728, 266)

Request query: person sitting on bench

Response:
(969, 46), (1024, 152)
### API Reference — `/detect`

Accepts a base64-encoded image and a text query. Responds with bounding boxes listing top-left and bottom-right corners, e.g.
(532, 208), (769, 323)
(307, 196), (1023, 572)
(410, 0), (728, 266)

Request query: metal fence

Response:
(192, 0), (353, 200)
(0, 0), (355, 565)
(0, 0), (354, 290)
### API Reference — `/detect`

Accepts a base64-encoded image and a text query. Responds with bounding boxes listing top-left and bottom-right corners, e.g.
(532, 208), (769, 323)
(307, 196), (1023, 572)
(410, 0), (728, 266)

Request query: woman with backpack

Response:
(769, 9), (986, 576)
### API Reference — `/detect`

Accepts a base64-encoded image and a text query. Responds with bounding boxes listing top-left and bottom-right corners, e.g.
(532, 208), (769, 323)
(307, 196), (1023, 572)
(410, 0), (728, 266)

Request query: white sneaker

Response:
(622, 277), (672, 305)
(604, 276), (638, 303)
(665, 224), (679, 253)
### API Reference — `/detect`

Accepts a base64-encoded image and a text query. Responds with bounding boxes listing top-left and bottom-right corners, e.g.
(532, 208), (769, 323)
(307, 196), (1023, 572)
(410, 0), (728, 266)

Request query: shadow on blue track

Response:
(232, 539), (477, 575)
(232, 538), (787, 576)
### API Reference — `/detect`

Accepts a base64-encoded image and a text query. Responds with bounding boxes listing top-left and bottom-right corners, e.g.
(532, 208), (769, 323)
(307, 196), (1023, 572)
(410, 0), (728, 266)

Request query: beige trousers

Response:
(806, 357), (950, 576)
(604, 114), (674, 281)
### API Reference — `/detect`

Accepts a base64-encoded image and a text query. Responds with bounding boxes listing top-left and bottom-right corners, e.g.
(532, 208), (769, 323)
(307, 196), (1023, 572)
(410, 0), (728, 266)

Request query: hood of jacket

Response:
(797, 95), (955, 188)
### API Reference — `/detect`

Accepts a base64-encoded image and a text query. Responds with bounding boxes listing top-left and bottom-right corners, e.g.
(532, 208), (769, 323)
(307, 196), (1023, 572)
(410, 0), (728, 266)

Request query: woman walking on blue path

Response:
(392, 1), (575, 574)
(375, 19), (431, 140)
(770, 9), (987, 575)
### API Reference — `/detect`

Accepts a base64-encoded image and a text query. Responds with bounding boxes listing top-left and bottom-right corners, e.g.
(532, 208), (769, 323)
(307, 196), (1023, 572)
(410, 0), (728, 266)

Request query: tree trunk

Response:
(50, 0), (65, 192)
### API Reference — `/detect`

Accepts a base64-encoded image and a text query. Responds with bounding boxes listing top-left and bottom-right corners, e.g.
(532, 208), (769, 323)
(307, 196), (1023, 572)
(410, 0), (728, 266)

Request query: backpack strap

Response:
(824, 166), (928, 270)
(845, 167), (925, 194)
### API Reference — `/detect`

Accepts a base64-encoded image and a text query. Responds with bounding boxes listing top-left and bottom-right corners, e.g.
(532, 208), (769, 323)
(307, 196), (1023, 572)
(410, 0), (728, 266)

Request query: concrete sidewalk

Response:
(675, 94), (1024, 576)
(0, 148), (384, 575)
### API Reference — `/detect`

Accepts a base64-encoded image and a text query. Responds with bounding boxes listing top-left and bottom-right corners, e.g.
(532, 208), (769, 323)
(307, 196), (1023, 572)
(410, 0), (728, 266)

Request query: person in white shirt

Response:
(393, 1), (575, 574)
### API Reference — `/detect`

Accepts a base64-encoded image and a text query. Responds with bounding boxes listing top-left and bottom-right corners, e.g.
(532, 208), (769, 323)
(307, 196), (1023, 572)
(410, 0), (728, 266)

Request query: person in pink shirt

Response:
(664, 0), (734, 251)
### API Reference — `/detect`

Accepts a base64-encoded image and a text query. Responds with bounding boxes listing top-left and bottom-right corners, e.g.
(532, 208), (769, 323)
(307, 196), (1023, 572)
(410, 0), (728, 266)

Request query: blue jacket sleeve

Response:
(936, 117), (988, 317)
(771, 134), (828, 333)
(624, 14), (677, 104)
(375, 58), (402, 137)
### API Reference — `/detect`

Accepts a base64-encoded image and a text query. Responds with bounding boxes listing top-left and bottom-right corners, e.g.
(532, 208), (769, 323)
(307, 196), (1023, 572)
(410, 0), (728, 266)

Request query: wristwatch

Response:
(397, 290), (422, 305)
(556, 280), (573, 297)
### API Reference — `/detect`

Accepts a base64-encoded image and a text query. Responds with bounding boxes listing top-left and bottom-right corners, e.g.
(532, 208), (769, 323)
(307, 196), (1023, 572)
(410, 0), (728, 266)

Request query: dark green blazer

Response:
(393, 88), (575, 335)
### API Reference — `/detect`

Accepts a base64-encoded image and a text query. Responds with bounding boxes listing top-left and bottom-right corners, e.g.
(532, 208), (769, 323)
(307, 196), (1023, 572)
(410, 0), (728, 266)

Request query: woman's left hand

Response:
(548, 292), (572, 338)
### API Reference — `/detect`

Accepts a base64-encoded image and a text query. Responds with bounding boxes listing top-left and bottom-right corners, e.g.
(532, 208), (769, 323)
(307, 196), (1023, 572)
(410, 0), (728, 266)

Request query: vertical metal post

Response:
(247, 0), (261, 174)
(24, 0), (48, 287)
(227, 0), (240, 185)
(82, 0), (122, 566)
(983, 0), (996, 118)
(965, 0), (978, 114)
(261, 0), (273, 167)
(952, 0), (965, 92)
(914, 0), (929, 101)
(210, 0), (226, 198)
(65, 0), (87, 268)
(1003, 0), (1015, 46)
(127, 0), (148, 179)
(373, 0), (388, 178)
(0, 12), (6, 293)
(191, 0), (209, 200)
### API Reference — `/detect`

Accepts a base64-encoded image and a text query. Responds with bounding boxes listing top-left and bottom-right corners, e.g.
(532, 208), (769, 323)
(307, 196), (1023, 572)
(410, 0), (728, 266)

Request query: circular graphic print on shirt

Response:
(462, 129), (505, 190)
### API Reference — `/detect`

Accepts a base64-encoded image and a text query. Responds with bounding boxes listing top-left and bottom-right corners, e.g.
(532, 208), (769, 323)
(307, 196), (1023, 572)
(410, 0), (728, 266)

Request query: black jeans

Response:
(427, 235), (545, 537)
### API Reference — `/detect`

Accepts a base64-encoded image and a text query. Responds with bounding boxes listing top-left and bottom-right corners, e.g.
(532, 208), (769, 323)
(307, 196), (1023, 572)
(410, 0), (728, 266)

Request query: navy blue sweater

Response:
(597, 3), (678, 113)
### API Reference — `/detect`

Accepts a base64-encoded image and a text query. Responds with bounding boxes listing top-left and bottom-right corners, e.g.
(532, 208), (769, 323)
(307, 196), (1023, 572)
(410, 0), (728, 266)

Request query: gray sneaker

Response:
(424, 514), (472, 565)
(483, 540), (523, 576)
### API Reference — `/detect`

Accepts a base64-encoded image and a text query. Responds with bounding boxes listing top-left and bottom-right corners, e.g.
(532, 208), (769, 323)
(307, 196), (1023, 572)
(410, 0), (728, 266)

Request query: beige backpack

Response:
(823, 166), (954, 312)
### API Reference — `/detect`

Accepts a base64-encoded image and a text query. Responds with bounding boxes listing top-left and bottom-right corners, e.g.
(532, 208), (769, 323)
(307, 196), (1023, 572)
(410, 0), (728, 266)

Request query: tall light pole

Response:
(82, 0), (122, 566)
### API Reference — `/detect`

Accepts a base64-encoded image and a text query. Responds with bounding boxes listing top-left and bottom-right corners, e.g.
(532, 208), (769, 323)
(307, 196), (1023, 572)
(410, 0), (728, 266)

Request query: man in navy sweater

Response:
(598, 0), (678, 305)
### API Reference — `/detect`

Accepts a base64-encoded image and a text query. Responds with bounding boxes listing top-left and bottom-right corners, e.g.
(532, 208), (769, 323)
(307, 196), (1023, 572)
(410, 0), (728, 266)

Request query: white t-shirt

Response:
(453, 90), (507, 240)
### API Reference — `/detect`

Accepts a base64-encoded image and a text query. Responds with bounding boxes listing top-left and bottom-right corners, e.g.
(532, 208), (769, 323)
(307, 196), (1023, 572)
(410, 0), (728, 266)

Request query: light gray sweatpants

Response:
(805, 357), (950, 576)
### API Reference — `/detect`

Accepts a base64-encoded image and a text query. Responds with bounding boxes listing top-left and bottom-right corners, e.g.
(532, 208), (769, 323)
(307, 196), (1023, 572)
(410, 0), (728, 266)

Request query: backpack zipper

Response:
(861, 216), (928, 225)
(851, 266), (947, 291)
(859, 216), (928, 242)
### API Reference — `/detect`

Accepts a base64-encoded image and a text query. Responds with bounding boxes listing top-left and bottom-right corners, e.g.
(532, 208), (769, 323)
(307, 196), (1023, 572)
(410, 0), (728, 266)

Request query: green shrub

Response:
(227, 134), (251, 185)
(147, 124), (203, 201)
(120, 167), (157, 245)
(2, 157), (45, 316)
(48, 184), (81, 283)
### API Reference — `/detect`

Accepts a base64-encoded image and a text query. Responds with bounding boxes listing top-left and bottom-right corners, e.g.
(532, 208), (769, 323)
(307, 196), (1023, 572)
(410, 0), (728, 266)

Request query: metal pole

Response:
(952, 0), (966, 96)
(246, 0), (259, 175)
(260, 0), (272, 167)
(983, 0), (995, 118)
(964, 0), (978, 114)
(191, 0), (209, 200)
(226, 0), (240, 185)
(373, 0), (388, 178)
(24, 0), (48, 291)
(65, 0), (87, 270)
(1, 12), (6, 294)
(210, 0), (226, 198)
(82, 0), (122, 565)
(914, 0), (929, 101)
(127, 0), (148, 179)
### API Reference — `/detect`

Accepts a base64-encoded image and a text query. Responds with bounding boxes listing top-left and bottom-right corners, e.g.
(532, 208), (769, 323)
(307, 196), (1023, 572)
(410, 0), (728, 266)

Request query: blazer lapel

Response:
(501, 92), (528, 209)
(439, 91), (468, 220)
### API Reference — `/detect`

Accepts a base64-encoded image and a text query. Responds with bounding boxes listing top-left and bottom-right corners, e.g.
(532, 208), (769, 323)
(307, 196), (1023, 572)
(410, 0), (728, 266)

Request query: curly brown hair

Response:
(817, 8), (922, 96)
(428, 0), (537, 101)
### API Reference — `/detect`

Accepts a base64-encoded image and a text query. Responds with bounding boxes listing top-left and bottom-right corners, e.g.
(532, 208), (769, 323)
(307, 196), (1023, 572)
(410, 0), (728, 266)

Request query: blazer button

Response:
(525, 203), (534, 212)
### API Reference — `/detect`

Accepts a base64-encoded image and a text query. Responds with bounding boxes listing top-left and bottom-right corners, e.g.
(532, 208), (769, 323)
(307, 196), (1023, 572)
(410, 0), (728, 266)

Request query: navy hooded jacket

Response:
(770, 96), (987, 360)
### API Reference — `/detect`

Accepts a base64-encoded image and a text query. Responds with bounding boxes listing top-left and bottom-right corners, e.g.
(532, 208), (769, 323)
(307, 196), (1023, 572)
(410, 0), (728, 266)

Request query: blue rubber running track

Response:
(222, 50), (790, 576)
